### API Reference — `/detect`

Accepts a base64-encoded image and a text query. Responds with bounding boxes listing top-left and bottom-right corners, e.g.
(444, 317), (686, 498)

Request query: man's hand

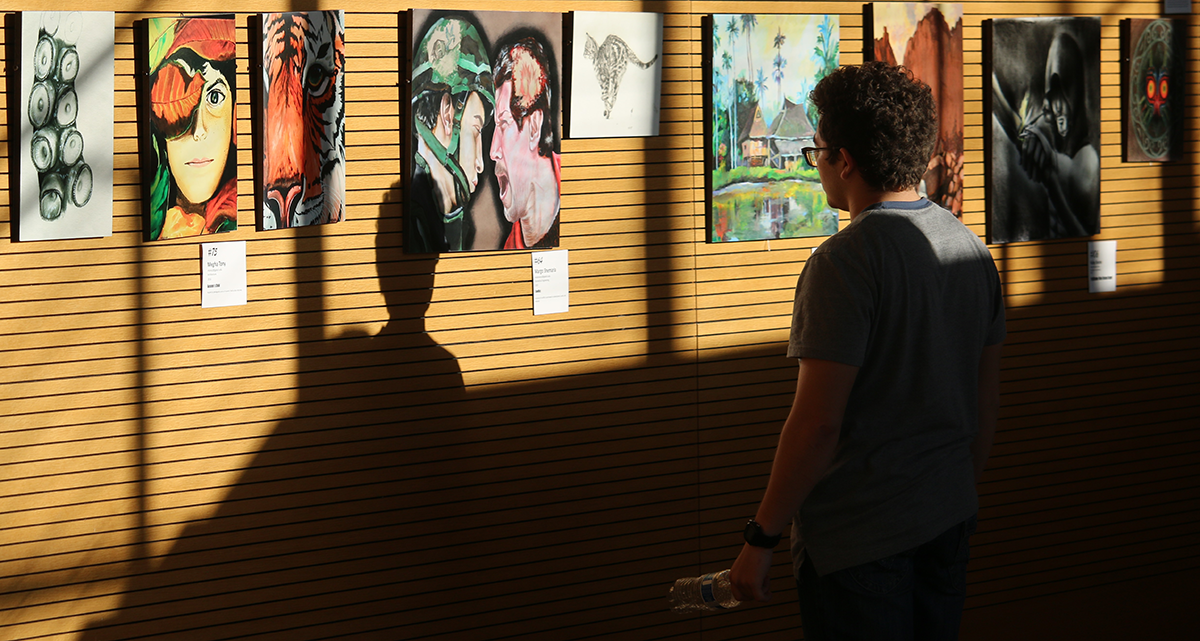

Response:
(729, 543), (774, 602)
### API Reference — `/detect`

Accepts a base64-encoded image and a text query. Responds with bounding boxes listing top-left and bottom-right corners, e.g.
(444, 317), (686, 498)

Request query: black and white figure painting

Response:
(569, 11), (663, 138)
(988, 17), (1100, 244)
(19, 11), (114, 241)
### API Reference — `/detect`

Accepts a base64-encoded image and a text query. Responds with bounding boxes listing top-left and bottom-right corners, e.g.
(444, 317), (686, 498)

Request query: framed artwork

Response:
(145, 15), (238, 241)
(405, 10), (562, 253)
(1122, 18), (1185, 162)
(708, 14), (840, 243)
(987, 17), (1101, 244)
(260, 10), (345, 230)
(866, 3), (964, 217)
(18, 11), (114, 242)
(568, 11), (663, 138)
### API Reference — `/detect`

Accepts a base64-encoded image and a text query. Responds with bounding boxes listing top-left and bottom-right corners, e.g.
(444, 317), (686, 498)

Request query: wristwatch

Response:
(743, 519), (781, 549)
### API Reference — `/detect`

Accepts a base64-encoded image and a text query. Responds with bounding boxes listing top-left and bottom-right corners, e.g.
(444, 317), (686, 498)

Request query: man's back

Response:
(788, 200), (1005, 574)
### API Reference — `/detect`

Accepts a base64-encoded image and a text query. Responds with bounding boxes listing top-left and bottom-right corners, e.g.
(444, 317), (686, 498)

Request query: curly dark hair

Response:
(809, 61), (936, 192)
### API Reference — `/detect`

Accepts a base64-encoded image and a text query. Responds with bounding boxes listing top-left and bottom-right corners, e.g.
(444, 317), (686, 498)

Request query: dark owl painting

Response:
(988, 17), (1101, 244)
(1123, 18), (1185, 162)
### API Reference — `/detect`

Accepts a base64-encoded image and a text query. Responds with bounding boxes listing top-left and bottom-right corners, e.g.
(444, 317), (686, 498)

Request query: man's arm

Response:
(973, 343), (1003, 482)
(729, 357), (859, 602)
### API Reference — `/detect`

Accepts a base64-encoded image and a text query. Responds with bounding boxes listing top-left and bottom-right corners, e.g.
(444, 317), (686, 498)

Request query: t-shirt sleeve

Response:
(984, 260), (1007, 346)
(787, 250), (874, 366)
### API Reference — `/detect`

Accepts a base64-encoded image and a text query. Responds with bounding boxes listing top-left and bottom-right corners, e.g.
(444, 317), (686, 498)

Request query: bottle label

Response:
(699, 572), (727, 609)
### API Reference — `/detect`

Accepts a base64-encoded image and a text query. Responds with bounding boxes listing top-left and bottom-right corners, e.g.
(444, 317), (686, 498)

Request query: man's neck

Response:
(846, 187), (922, 221)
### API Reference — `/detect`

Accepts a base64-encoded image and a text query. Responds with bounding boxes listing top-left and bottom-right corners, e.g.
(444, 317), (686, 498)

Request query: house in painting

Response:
(766, 97), (814, 170)
(739, 103), (770, 167)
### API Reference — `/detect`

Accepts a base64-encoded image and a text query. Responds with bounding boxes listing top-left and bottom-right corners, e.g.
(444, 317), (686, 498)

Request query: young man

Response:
(729, 62), (1006, 641)
(489, 36), (561, 250)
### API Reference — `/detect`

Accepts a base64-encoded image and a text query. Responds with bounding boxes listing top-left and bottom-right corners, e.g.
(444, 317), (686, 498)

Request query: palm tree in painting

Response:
(720, 17), (739, 168)
(772, 27), (787, 108)
(740, 14), (758, 80)
(723, 18), (740, 168)
(809, 16), (839, 127)
(723, 50), (739, 168)
(755, 68), (769, 104)
(814, 15), (838, 80)
(725, 16), (739, 63)
(711, 28), (723, 163)
(712, 28), (723, 108)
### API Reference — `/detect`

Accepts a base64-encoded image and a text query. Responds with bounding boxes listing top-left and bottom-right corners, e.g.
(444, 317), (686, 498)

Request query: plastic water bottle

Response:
(667, 568), (741, 612)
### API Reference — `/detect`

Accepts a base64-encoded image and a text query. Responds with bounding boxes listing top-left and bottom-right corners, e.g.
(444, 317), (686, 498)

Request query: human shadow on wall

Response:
(78, 184), (482, 638)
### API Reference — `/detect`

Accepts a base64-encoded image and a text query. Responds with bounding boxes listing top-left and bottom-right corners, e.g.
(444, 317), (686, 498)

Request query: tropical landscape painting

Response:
(709, 14), (839, 243)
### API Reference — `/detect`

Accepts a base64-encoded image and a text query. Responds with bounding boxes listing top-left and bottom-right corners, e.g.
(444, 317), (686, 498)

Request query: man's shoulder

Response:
(859, 201), (980, 244)
(863, 199), (952, 222)
(812, 204), (913, 254)
(813, 202), (992, 275)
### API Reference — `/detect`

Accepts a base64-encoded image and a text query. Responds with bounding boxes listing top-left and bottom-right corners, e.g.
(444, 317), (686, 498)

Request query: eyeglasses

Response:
(801, 147), (831, 168)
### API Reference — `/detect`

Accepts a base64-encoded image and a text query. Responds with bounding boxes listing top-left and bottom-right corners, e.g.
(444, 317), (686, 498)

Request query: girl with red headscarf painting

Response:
(146, 16), (237, 240)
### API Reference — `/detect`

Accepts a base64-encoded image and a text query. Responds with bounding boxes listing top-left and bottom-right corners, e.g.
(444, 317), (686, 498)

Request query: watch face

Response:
(744, 519), (773, 547)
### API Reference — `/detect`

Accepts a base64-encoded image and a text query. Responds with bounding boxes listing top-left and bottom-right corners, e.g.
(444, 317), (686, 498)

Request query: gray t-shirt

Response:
(787, 199), (1006, 575)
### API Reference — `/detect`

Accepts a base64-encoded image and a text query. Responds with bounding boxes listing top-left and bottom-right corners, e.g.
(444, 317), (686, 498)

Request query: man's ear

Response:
(838, 147), (857, 180)
(526, 110), (544, 151)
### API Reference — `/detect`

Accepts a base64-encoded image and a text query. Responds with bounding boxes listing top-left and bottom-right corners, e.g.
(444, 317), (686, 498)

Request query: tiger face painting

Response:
(261, 10), (345, 229)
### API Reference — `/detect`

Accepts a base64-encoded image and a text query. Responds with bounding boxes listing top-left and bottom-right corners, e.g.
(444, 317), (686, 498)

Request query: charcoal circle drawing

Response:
(28, 12), (91, 222)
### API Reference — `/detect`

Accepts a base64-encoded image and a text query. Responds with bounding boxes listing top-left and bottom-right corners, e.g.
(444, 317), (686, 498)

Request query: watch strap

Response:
(743, 519), (782, 548)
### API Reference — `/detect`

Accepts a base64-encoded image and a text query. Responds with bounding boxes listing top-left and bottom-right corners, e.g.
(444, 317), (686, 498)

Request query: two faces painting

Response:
(407, 11), (561, 253)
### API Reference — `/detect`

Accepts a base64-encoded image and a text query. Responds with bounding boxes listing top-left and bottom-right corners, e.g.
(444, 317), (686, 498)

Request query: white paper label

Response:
(532, 249), (569, 315)
(1088, 240), (1117, 293)
(201, 241), (248, 308)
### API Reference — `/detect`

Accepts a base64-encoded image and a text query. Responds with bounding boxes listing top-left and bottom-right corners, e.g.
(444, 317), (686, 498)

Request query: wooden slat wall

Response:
(0, 1), (1196, 639)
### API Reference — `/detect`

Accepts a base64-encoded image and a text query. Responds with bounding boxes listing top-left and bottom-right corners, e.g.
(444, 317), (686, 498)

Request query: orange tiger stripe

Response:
(262, 12), (344, 227)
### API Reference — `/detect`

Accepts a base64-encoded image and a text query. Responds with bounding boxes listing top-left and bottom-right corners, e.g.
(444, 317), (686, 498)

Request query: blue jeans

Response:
(795, 514), (977, 641)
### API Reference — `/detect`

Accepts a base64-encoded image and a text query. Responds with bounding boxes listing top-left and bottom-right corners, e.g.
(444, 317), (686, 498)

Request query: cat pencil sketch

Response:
(583, 33), (658, 118)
